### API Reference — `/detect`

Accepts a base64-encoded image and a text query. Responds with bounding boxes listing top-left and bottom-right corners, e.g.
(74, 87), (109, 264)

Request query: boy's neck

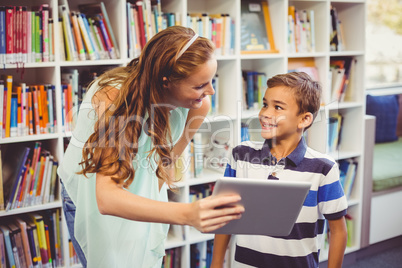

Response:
(268, 135), (302, 160)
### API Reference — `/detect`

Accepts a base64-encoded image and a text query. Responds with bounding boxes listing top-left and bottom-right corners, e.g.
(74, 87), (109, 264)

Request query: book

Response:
(8, 222), (27, 268)
(30, 213), (50, 268)
(2, 74), (12, 137)
(14, 218), (34, 268)
(2, 144), (30, 211)
(0, 7), (5, 65)
(24, 142), (42, 207)
(41, 4), (50, 62)
(0, 225), (16, 268)
(240, 0), (277, 54)
(5, 6), (15, 64)
(70, 11), (86, 61)
(79, 2), (120, 58)
(25, 218), (41, 267)
(0, 148), (4, 211)
(0, 228), (6, 267)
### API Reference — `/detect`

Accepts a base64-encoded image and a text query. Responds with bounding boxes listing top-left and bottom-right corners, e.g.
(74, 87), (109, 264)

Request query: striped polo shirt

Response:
(224, 137), (348, 268)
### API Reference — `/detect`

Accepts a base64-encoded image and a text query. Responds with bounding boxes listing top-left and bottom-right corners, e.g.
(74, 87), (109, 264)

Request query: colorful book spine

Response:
(41, 4), (49, 62)
(0, 80), (3, 137)
(5, 6), (14, 64)
(10, 94), (17, 137)
(70, 11), (85, 61)
(0, 7), (6, 64)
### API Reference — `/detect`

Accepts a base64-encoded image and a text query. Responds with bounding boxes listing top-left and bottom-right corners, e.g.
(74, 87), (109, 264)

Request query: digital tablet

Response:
(208, 177), (311, 236)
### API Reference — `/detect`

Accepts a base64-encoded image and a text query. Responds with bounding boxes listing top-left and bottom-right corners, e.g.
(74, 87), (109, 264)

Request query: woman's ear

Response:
(298, 112), (314, 130)
(162, 77), (169, 89)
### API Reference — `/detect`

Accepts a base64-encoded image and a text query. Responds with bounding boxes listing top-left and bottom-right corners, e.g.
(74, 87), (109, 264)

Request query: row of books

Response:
(327, 113), (343, 153)
(1, 141), (59, 212)
(190, 240), (214, 268)
(241, 70), (267, 110)
(288, 7), (316, 53)
(187, 13), (235, 56)
(0, 209), (64, 268)
(339, 159), (358, 200)
(0, 5), (55, 65)
(330, 6), (345, 52)
(58, 1), (119, 61)
(174, 134), (204, 180)
(0, 75), (58, 139)
(163, 247), (181, 268)
(127, 1), (181, 58)
(330, 57), (356, 103)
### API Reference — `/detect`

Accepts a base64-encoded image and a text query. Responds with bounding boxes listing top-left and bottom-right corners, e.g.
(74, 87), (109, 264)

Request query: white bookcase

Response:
(0, 0), (365, 267)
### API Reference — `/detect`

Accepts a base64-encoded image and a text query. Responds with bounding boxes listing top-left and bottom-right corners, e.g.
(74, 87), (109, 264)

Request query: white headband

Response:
(176, 34), (199, 60)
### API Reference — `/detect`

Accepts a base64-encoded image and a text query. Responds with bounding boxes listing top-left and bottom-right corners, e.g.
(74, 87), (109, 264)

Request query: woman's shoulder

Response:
(92, 85), (120, 116)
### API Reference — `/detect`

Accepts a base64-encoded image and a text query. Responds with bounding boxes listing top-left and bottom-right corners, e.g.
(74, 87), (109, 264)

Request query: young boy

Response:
(211, 72), (348, 268)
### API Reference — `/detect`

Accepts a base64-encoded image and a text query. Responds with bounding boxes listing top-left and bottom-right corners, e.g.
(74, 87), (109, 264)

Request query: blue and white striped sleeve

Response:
(318, 162), (348, 220)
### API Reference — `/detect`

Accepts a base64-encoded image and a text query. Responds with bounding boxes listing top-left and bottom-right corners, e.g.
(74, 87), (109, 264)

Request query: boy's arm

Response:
(327, 216), (348, 268)
(211, 234), (231, 268)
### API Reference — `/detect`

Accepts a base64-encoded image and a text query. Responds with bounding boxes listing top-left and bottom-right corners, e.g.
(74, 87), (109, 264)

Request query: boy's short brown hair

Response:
(267, 72), (322, 123)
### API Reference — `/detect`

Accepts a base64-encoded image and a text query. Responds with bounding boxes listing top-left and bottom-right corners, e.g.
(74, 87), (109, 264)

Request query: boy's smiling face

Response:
(259, 86), (308, 142)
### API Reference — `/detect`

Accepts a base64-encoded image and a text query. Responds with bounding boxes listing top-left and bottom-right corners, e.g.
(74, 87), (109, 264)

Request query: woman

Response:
(58, 26), (243, 267)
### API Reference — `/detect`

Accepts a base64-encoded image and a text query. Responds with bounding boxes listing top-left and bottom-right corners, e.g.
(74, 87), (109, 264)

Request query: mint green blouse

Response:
(58, 80), (189, 267)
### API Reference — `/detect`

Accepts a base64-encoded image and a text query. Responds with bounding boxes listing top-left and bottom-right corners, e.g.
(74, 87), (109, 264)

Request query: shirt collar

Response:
(261, 136), (307, 167)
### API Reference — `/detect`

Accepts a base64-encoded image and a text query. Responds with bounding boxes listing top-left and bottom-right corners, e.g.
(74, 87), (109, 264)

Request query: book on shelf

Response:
(57, 0), (119, 61)
(0, 7), (6, 65)
(8, 222), (28, 268)
(30, 213), (50, 268)
(327, 113), (343, 154)
(15, 217), (34, 268)
(288, 7), (315, 53)
(0, 148), (3, 211)
(209, 74), (219, 115)
(0, 227), (6, 267)
(188, 13), (235, 56)
(1, 144), (30, 211)
(240, 0), (277, 54)
(191, 133), (204, 178)
(338, 159), (358, 200)
(0, 210), (65, 268)
(78, 2), (120, 59)
(0, 75), (57, 138)
(0, 224), (17, 268)
(163, 247), (181, 268)
(1, 141), (59, 211)
(0, 5), (55, 64)
(241, 70), (266, 110)
(330, 57), (355, 103)
(330, 6), (344, 52)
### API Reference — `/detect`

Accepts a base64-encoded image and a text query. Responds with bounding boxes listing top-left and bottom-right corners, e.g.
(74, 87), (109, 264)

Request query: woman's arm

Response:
(96, 173), (243, 232)
(93, 94), (243, 231)
(327, 217), (348, 268)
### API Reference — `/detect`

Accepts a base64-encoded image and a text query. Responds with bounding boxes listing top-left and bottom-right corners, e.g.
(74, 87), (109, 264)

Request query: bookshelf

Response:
(0, 0), (365, 267)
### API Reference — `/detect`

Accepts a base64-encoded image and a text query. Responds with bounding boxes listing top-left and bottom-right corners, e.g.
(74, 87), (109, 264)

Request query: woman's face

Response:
(164, 57), (217, 110)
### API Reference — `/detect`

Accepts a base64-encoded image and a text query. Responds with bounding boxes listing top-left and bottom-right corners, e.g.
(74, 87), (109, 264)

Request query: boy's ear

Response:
(298, 112), (314, 129)
(162, 77), (169, 89)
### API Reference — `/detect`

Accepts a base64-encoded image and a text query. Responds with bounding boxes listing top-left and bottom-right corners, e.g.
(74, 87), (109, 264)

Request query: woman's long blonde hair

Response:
(78, 26), (215, 188)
